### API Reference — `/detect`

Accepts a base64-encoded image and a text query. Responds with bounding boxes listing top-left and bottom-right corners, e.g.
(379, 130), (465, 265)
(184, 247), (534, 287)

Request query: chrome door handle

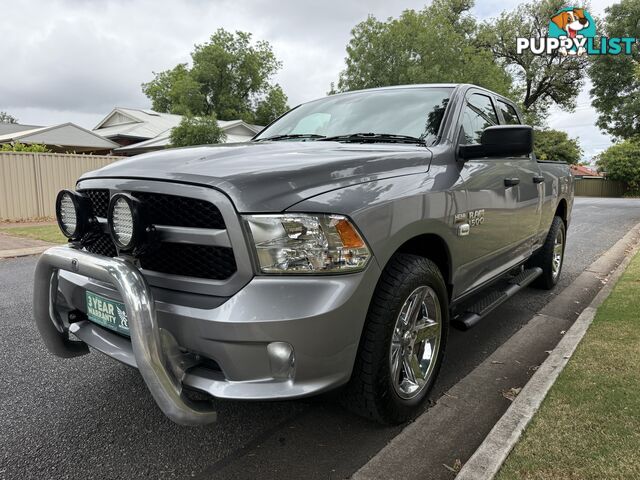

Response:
(504, 178), (520, 187)
(533, 175), (545, 184)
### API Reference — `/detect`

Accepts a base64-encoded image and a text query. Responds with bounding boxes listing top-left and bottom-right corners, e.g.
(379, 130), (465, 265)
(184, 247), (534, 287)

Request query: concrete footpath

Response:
(353, 221), (640, 480)
(0, 232), (56, 259)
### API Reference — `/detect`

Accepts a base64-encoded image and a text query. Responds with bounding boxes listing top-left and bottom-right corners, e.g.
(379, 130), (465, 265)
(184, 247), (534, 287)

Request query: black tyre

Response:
(343, 254), (449, 424)
(528, 216), (566, 290)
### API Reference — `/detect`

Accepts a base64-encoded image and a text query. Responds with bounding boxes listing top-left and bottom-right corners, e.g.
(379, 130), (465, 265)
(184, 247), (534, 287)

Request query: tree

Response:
(169, 115), (226, 147)
(335, 0), (513, 97)
(533, 129), (583, 163)
(0, 111), (17, 124)
(479, 0), (588, 126)
(142, 29), (289, 124)
(254, 85), (288, 126)
(589, 0), (640, 140)
(596, 138), (640, 195)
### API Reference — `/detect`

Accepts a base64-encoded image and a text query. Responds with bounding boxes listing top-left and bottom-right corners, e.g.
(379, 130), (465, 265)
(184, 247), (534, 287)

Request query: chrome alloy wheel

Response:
(389, 286), (442, 400)
(552, 226), (565, 280)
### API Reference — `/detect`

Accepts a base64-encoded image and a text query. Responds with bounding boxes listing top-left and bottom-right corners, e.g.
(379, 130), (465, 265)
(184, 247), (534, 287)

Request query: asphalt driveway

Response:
(2, 197), (640, 480)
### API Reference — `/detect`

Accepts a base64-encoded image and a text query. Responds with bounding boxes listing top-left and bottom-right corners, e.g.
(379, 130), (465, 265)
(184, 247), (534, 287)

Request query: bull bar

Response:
(33, 245), (218, 426)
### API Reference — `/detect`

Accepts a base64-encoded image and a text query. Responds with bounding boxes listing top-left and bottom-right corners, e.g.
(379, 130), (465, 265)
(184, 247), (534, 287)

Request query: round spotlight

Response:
(55, 190), (91, 240)
(108, 194), (144, 251)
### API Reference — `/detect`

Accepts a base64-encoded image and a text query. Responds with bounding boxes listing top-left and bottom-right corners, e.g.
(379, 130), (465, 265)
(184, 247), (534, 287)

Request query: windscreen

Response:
(254, 87), (453, 145)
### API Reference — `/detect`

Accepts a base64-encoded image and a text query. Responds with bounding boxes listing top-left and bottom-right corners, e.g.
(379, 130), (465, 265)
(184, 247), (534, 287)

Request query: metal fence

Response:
(574, 177), (628, 197)
(0, 152), (118, 220)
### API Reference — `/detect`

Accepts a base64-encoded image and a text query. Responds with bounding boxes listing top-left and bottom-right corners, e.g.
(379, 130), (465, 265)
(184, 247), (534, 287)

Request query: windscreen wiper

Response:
(254, 133), (326, 142)
(318, 132), (426, 145)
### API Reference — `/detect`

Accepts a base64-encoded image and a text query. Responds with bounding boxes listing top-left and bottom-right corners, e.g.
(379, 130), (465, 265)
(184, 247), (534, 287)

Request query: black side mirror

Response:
(459, 125), (533, 160)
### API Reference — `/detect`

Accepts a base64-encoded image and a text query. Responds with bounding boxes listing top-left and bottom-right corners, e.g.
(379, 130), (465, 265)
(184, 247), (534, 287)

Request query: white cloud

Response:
(1, 0), (619, 160)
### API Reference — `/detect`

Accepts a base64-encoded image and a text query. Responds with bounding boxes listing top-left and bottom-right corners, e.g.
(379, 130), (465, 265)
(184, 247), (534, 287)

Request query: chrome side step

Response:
(453, 267), (542, 330)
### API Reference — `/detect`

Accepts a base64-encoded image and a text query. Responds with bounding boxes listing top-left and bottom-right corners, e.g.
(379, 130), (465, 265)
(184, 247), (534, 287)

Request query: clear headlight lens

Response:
(244, 214), (371, 274)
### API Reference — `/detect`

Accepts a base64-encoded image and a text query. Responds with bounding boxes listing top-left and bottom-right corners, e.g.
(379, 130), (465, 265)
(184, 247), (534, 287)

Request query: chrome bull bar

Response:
(33, 245), (217, 426)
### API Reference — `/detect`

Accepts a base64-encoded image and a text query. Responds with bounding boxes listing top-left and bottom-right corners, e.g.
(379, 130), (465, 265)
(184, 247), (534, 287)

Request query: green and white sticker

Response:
(85, 291), (130, 336)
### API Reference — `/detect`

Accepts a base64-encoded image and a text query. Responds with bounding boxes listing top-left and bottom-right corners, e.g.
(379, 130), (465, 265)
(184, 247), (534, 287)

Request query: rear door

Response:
(456, 91), (521, 294)
(495, 99), (544, 260)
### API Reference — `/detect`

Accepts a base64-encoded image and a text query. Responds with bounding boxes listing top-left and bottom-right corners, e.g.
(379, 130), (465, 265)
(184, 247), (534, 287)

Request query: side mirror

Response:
(459, 125), (533, 160)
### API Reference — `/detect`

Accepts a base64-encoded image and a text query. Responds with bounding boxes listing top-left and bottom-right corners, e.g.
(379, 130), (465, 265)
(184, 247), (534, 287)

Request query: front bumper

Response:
(34, 246), (379, 424)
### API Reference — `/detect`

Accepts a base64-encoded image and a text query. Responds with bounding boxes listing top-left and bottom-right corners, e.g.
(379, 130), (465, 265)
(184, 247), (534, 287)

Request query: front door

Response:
(455, 91), (521, 295)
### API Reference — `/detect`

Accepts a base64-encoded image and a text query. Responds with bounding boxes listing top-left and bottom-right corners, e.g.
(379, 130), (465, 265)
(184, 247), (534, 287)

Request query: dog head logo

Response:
(551, 8), (590, 38)
(548, 7), (596, 55)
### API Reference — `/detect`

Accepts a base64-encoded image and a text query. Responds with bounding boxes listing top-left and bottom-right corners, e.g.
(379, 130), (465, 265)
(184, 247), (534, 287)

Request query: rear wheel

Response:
(529, 216), (566, 290)
(344, 254), (449, 424)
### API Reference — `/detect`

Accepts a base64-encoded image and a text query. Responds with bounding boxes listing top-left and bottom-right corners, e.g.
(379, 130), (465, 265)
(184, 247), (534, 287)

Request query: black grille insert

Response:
(85, 232), (117, 257)
(80, 189), (110, 217)
(140, 243), (236, 280)
(131, 192), (225, 229)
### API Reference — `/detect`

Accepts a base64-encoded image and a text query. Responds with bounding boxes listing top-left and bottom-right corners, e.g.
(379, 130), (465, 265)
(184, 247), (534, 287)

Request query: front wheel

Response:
(343, 254), (449, 424)
(529, 215), (566, 290)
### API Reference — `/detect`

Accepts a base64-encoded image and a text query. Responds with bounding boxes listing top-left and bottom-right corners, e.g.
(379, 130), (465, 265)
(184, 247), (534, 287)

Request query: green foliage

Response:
(335, 0), (513, 97)
(534, 129), (583, 163)
(142, 29), (289, 124)
(169, 114), (226, 147)
(0, 111), (17, 124)
(589, 0), (640, 139)
(596, 138), (640, 195)
(479, 0), (588, 126)
(0, 141), (51, 153)
(254, 85), (288, 126)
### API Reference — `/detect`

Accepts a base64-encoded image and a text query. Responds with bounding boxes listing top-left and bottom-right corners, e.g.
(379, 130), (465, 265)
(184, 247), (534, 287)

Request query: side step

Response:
(453, 267), (542, 331)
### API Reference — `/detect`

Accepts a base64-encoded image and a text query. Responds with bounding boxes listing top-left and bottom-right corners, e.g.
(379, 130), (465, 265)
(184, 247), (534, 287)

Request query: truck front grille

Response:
(79, 189), (237, 281)
(84, 189), (110, 217)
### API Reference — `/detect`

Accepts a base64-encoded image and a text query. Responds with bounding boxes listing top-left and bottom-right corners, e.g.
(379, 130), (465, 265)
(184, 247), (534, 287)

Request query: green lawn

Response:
(0, 224), (66, 244)
(497, 251), (640, 480)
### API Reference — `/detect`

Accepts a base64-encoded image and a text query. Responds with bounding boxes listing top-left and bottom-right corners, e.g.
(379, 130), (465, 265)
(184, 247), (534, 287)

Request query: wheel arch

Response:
(390, 233), (453, 299)
(555, 198), (568, 225)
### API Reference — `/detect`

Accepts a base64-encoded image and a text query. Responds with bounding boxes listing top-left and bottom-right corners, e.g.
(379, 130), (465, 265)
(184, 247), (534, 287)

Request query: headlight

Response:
(244, 214), (371, 274)
(108, 193), (144, 251)
(55, 190), (92, 240)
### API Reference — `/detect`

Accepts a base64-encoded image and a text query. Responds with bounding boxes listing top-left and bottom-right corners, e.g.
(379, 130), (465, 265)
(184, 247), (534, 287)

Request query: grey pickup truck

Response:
(34, 84), (573, 425)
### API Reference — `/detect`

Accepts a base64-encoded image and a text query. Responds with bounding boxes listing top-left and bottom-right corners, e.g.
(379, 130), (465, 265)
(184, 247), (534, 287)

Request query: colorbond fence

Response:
(574, 177), (628, 198)
(0, 152), (118, 220)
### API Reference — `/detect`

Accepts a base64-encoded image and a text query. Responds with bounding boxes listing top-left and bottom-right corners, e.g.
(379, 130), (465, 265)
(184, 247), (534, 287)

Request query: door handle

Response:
(504, 178), (520, 187)
(533, 175), (545, 184)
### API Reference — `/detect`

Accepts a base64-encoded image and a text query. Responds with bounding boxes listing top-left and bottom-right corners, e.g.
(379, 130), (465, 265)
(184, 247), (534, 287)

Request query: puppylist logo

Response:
(517, 7), (638, 56)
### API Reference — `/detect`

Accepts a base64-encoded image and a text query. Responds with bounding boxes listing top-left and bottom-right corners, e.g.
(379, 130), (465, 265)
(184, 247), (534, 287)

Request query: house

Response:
(570, 164), (603, 178)
(0, 122), (119, 154)
(92, 108), (263, 155)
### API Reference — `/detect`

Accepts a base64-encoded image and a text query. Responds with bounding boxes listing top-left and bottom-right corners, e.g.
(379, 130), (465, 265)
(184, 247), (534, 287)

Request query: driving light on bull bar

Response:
(108, 193), (144, 251)
(55, 190), (92, 240)
(244, 214), (371, 274)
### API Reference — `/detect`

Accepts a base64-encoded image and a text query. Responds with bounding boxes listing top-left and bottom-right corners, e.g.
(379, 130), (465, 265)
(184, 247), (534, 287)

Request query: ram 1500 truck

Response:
(34, 84), (573, 425)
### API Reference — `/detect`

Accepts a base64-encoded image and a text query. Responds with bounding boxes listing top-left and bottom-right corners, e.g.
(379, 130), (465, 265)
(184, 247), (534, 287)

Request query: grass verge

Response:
(0, 224), (66, 244)
(497, 251), (640, 480)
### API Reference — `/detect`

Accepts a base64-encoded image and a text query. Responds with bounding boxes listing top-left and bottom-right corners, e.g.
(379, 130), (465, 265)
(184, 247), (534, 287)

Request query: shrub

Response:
(597, 138), (640, 195)
(0, 141), (51, 153)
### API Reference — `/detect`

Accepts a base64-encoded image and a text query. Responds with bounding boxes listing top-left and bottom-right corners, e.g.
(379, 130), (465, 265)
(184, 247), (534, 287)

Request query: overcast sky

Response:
(1, 0), (617, 162)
